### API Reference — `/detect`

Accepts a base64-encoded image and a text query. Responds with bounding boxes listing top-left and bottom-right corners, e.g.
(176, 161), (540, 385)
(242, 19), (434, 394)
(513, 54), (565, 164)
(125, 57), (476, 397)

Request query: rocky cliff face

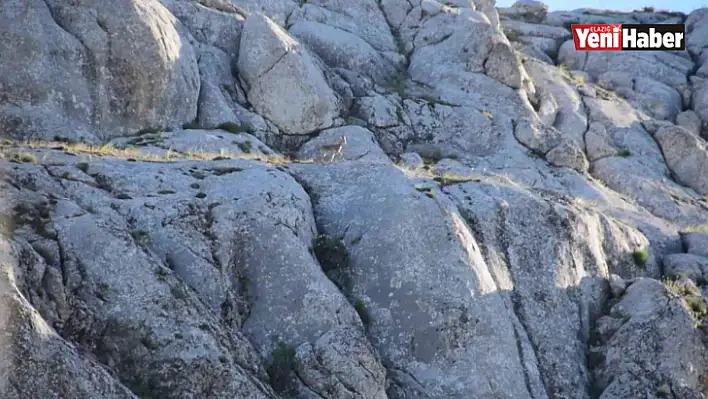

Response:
(0, 0), (707, 398)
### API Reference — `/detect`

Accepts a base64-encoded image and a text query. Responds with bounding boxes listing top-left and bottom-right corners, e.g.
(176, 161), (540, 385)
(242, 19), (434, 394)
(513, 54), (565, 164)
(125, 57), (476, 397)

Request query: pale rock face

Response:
(237, 13), (340, 135)
(546, 140), (590, 172)
(498, 0), (549, 23)
(1, 0), (708, 398)
(0, 0), (200, 141)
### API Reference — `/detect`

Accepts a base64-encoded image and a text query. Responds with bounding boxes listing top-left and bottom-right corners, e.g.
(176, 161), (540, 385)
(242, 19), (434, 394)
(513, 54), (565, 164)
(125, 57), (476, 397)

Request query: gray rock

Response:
(353, 95), (405, 128)
(523, 58), (587, 141)
(681, 232), (708, 259)
(296, 126), (391, 164)
(194, 43), (248, 129)
(663, 253), (708, 282)
(608, 274), (627, 297)
(545, 140), (590, 173)
(498, 0), (549, 23)
(676, 110), (702, 136)
(0, 252), (139, 399)
(420, 0), (443, 17)
(0, 0), (200, 141)
(237, 13), (340, 134)
(584, 122), (617, 161)
(160, 0), (245, 57)
(501, 19), (571, 41)
(3, 3), (708, 398)
(655, 125), (708, 196)
(399, 152), (425, 170)
(290, 163), (547, 398)
(288, 21), (397, 85)
(593, 279), (707, 398)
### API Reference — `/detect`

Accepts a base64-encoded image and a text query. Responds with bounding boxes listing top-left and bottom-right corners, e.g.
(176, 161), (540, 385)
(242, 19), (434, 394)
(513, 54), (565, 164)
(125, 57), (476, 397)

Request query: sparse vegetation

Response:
(663, 276), (707, 327)
(570, 73), (586, 86)
(136, 127), (161, 135)
(388, 72), (408, 96)
(237, 140), (252, 154)
(131, 229), (150, 244)
(19, 153), (36, 163)
(346, 116), (368, 127)
(641, 6), (655, 12)
(182, 121), (201, 130)
(617, 149), (632, 157)
(216, 121), (253, 134)
(312, 234), (350, 292)
(415, 185), (436, 198)
(680, 224), (708, 234)
(433, 172), (481, 187)
(266, 341), (300, 396)
(633, 247), (648, 266)
(354, 299), (371, 326)
(0, 139), (308, 166)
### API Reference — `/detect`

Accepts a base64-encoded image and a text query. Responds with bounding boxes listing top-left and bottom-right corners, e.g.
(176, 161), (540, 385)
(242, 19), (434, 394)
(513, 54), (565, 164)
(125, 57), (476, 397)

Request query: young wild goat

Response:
(318, 135), (347, 162)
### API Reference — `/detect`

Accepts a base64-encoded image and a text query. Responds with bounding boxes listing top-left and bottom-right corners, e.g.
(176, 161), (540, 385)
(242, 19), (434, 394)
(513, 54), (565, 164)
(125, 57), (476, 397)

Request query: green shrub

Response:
(266, 341), (300, 396)
(182, 121), (201, 130)
(19, 153), (36, 163)
(633, 247), (648, 266)
(617, 149), (632, 157)
(354, 299), (371, 326)
(216, 121), (252, 134)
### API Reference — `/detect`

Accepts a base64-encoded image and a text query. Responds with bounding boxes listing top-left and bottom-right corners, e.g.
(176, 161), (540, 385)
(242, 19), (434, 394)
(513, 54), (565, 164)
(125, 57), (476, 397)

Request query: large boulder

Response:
(498, 0), (549, 23)
(655, 125), (708, 196)
(237, 13), (341, 135)
(0, 0), (200, 141)
(591, 279), (707, 397)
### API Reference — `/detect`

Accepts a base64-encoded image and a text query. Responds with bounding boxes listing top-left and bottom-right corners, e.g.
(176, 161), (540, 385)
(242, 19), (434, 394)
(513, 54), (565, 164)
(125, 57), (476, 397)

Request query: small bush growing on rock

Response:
(312, 234), (350, 291)
(182, 121), (201, 130)
(663, 277), (701, 297)
(641, 6), (655, 12)
(617, 149), (632, 157)
(354, 299), (371, 326)
(18, 153), (36, 163)
(266, 341), (300, 396)
(237, 140), (252, 154)
(633, 247), (648, 266)
(663, 276), (707, 327)
(433, 172), (481, 187)
(131, 229), (150, 244)
(685, 296), (707, 325)
(136, 127), (161, 135)
(216, 121), (253, 134)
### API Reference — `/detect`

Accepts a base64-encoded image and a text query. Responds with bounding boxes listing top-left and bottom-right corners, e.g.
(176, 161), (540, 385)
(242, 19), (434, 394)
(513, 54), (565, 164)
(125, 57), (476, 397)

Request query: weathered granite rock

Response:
(0, 2), (707, 397)
(498, 0), (549, 23)
(0, 0), (200, 141)
(592, 279), (707, 398)
(237, 13), (340, 135)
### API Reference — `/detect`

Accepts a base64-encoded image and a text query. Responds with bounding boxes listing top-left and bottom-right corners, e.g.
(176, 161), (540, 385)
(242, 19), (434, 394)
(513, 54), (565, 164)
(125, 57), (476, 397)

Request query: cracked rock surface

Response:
(0, 0), (707, 398)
